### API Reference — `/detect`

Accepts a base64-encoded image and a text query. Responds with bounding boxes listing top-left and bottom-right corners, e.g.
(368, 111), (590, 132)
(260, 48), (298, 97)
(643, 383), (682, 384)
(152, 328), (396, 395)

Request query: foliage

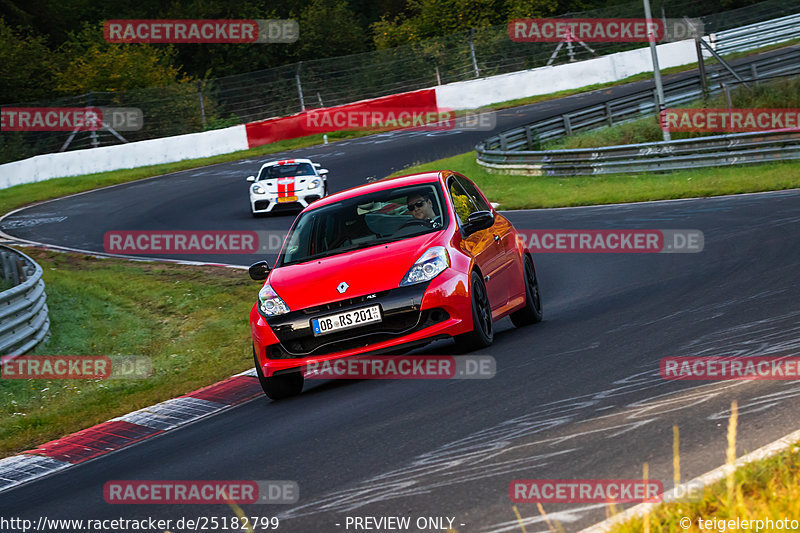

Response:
(0, 18), (57, 103)
(203, 113), (242, 131)
(54, 23), (190, 94)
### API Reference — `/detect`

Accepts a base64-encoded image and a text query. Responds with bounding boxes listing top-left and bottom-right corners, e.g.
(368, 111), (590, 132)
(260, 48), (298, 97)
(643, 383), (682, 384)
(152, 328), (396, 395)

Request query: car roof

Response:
(259, 158), (314, 169)
(305, 171), (451, 211)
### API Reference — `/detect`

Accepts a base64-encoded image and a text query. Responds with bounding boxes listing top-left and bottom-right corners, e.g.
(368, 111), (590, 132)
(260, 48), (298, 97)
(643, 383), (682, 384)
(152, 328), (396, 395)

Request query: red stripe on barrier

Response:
(244, 89), (438, 148)
(24, 421), (161, 464)
(183, 375), (263, 405)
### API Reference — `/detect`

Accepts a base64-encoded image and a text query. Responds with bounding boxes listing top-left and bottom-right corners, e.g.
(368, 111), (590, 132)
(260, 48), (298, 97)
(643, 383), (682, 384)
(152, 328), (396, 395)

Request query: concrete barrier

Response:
(435, 40), (699, 110)
(0, 125), (249, 189)
(244, 89), (438, 148)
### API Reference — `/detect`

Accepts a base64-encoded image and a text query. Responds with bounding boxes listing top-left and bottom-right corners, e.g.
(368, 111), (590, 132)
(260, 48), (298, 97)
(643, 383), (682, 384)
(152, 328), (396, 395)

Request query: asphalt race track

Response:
(2, 50), (800, 532)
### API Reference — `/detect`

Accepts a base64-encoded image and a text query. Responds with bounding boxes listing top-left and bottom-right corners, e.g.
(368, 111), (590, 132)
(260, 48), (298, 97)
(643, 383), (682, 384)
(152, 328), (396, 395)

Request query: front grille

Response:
(301, 291), (390, 315)
(268, 308), (450, 358)
(255, 200), (300, 211)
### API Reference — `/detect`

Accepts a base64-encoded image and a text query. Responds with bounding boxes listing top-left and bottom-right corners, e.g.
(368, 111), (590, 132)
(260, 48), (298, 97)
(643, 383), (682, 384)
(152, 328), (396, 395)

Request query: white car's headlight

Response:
(258, 283), (290, 316)
(252, 184), (266, 194)
(308, 179), (321, 189)
(400, 246), (449, 286)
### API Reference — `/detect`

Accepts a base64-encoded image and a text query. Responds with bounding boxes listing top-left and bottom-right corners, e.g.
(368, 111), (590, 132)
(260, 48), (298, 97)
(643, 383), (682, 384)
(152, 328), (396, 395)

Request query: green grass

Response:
(0, 249), (257, 458)
(609, 441), (800, 531)
(387, 152), (800, 209)
(606, 409), (800, 533)
(544, 76), (800, 150)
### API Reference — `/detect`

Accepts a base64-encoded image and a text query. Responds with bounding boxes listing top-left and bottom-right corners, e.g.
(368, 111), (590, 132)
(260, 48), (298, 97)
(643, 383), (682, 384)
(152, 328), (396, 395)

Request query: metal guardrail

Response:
(0, 246), (50, 357)
(479, 47), (800, 153)
(710, 12), (800, 55)
(477, 130), (800, 175)
(476, 48), (800, 175)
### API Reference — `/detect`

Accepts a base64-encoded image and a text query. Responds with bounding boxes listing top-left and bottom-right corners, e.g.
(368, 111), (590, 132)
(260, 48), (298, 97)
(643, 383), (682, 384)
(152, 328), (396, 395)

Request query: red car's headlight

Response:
(258, 283), (290, 316)
(399, 246), (449, 287)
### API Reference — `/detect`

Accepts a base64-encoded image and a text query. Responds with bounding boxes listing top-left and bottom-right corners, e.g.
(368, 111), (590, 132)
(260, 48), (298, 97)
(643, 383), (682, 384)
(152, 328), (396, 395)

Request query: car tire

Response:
(454, 270), (494, 352)
(253, 349), (304, 400)
(510, 254), (543, 327)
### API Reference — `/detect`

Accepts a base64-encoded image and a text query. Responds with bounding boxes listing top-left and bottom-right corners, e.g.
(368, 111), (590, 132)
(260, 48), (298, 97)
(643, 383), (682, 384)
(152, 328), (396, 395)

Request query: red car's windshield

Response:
(279, 183), (448, 266)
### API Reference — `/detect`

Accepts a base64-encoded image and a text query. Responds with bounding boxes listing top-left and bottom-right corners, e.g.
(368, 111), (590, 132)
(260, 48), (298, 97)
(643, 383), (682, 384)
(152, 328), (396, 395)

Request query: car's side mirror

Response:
(246, 176), (256, 182)
(249, 261), (271, 281)
(463, 210), (494, 234)
(318, 169), (329, 176)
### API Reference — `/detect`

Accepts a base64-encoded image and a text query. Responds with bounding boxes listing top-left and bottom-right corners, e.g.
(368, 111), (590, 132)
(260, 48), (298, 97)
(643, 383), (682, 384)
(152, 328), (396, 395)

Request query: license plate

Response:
(277, 196), (298, 203)
(311, 305), (382, 336)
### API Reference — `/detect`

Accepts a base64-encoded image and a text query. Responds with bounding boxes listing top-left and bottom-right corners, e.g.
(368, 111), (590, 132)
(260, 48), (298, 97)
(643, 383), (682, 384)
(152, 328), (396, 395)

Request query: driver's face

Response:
(407, 195), (435, 220)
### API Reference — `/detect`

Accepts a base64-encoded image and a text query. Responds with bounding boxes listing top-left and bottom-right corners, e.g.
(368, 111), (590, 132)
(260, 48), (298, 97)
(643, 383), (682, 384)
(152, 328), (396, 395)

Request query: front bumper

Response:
(250, 187), (324, 213)
(250, 269), (473, 376)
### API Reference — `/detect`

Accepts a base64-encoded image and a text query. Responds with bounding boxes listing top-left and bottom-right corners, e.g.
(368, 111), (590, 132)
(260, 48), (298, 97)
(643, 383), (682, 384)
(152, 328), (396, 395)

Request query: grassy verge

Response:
(605, 405), (800, 533)
(388, 152), (800, 209)
(607, 438), (800, 532)
(0, 248), (256, 458)
(3, 41), (797, 219)
(543, 76), (800, 150)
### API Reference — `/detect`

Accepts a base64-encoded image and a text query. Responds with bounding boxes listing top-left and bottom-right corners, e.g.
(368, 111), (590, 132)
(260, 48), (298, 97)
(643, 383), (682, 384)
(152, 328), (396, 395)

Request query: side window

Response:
(456, 176), (491, 212)
(448, 177), (478, 225)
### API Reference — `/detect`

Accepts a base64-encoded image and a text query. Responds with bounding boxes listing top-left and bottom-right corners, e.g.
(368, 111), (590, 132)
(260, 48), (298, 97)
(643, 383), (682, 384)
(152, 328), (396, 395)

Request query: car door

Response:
(455, 176), (519, 306)
(447, 176), (508, 312)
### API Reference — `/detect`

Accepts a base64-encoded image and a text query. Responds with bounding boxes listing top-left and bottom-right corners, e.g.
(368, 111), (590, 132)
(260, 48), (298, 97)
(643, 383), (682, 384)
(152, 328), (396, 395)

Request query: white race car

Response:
(247, 159), (329, 216)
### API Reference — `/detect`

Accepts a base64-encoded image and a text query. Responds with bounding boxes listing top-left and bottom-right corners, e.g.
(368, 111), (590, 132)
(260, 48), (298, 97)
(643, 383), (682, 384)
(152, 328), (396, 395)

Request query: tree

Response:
(296, 0), (370, 58)
(505, 0), (559, 19)
(53, 23), (190, 94)
(0, 19), (56, 103)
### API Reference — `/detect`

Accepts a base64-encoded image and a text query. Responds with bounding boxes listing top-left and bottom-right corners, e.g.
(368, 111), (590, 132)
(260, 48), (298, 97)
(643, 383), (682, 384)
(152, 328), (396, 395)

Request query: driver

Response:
(406, 191), (441, 227)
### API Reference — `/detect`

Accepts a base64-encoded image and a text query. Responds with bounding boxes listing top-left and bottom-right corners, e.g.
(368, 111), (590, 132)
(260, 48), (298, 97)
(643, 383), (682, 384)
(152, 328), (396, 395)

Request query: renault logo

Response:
(337, 282), (349, 294)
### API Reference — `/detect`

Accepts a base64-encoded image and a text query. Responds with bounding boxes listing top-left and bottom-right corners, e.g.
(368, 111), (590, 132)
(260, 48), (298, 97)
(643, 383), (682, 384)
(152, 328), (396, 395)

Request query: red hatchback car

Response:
(248, 171), (542, 399)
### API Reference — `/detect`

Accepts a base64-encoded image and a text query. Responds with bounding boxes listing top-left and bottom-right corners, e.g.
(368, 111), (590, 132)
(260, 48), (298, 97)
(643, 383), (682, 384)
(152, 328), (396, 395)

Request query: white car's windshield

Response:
(259, 162), (315, 179)
(279, 183), (448, 266)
